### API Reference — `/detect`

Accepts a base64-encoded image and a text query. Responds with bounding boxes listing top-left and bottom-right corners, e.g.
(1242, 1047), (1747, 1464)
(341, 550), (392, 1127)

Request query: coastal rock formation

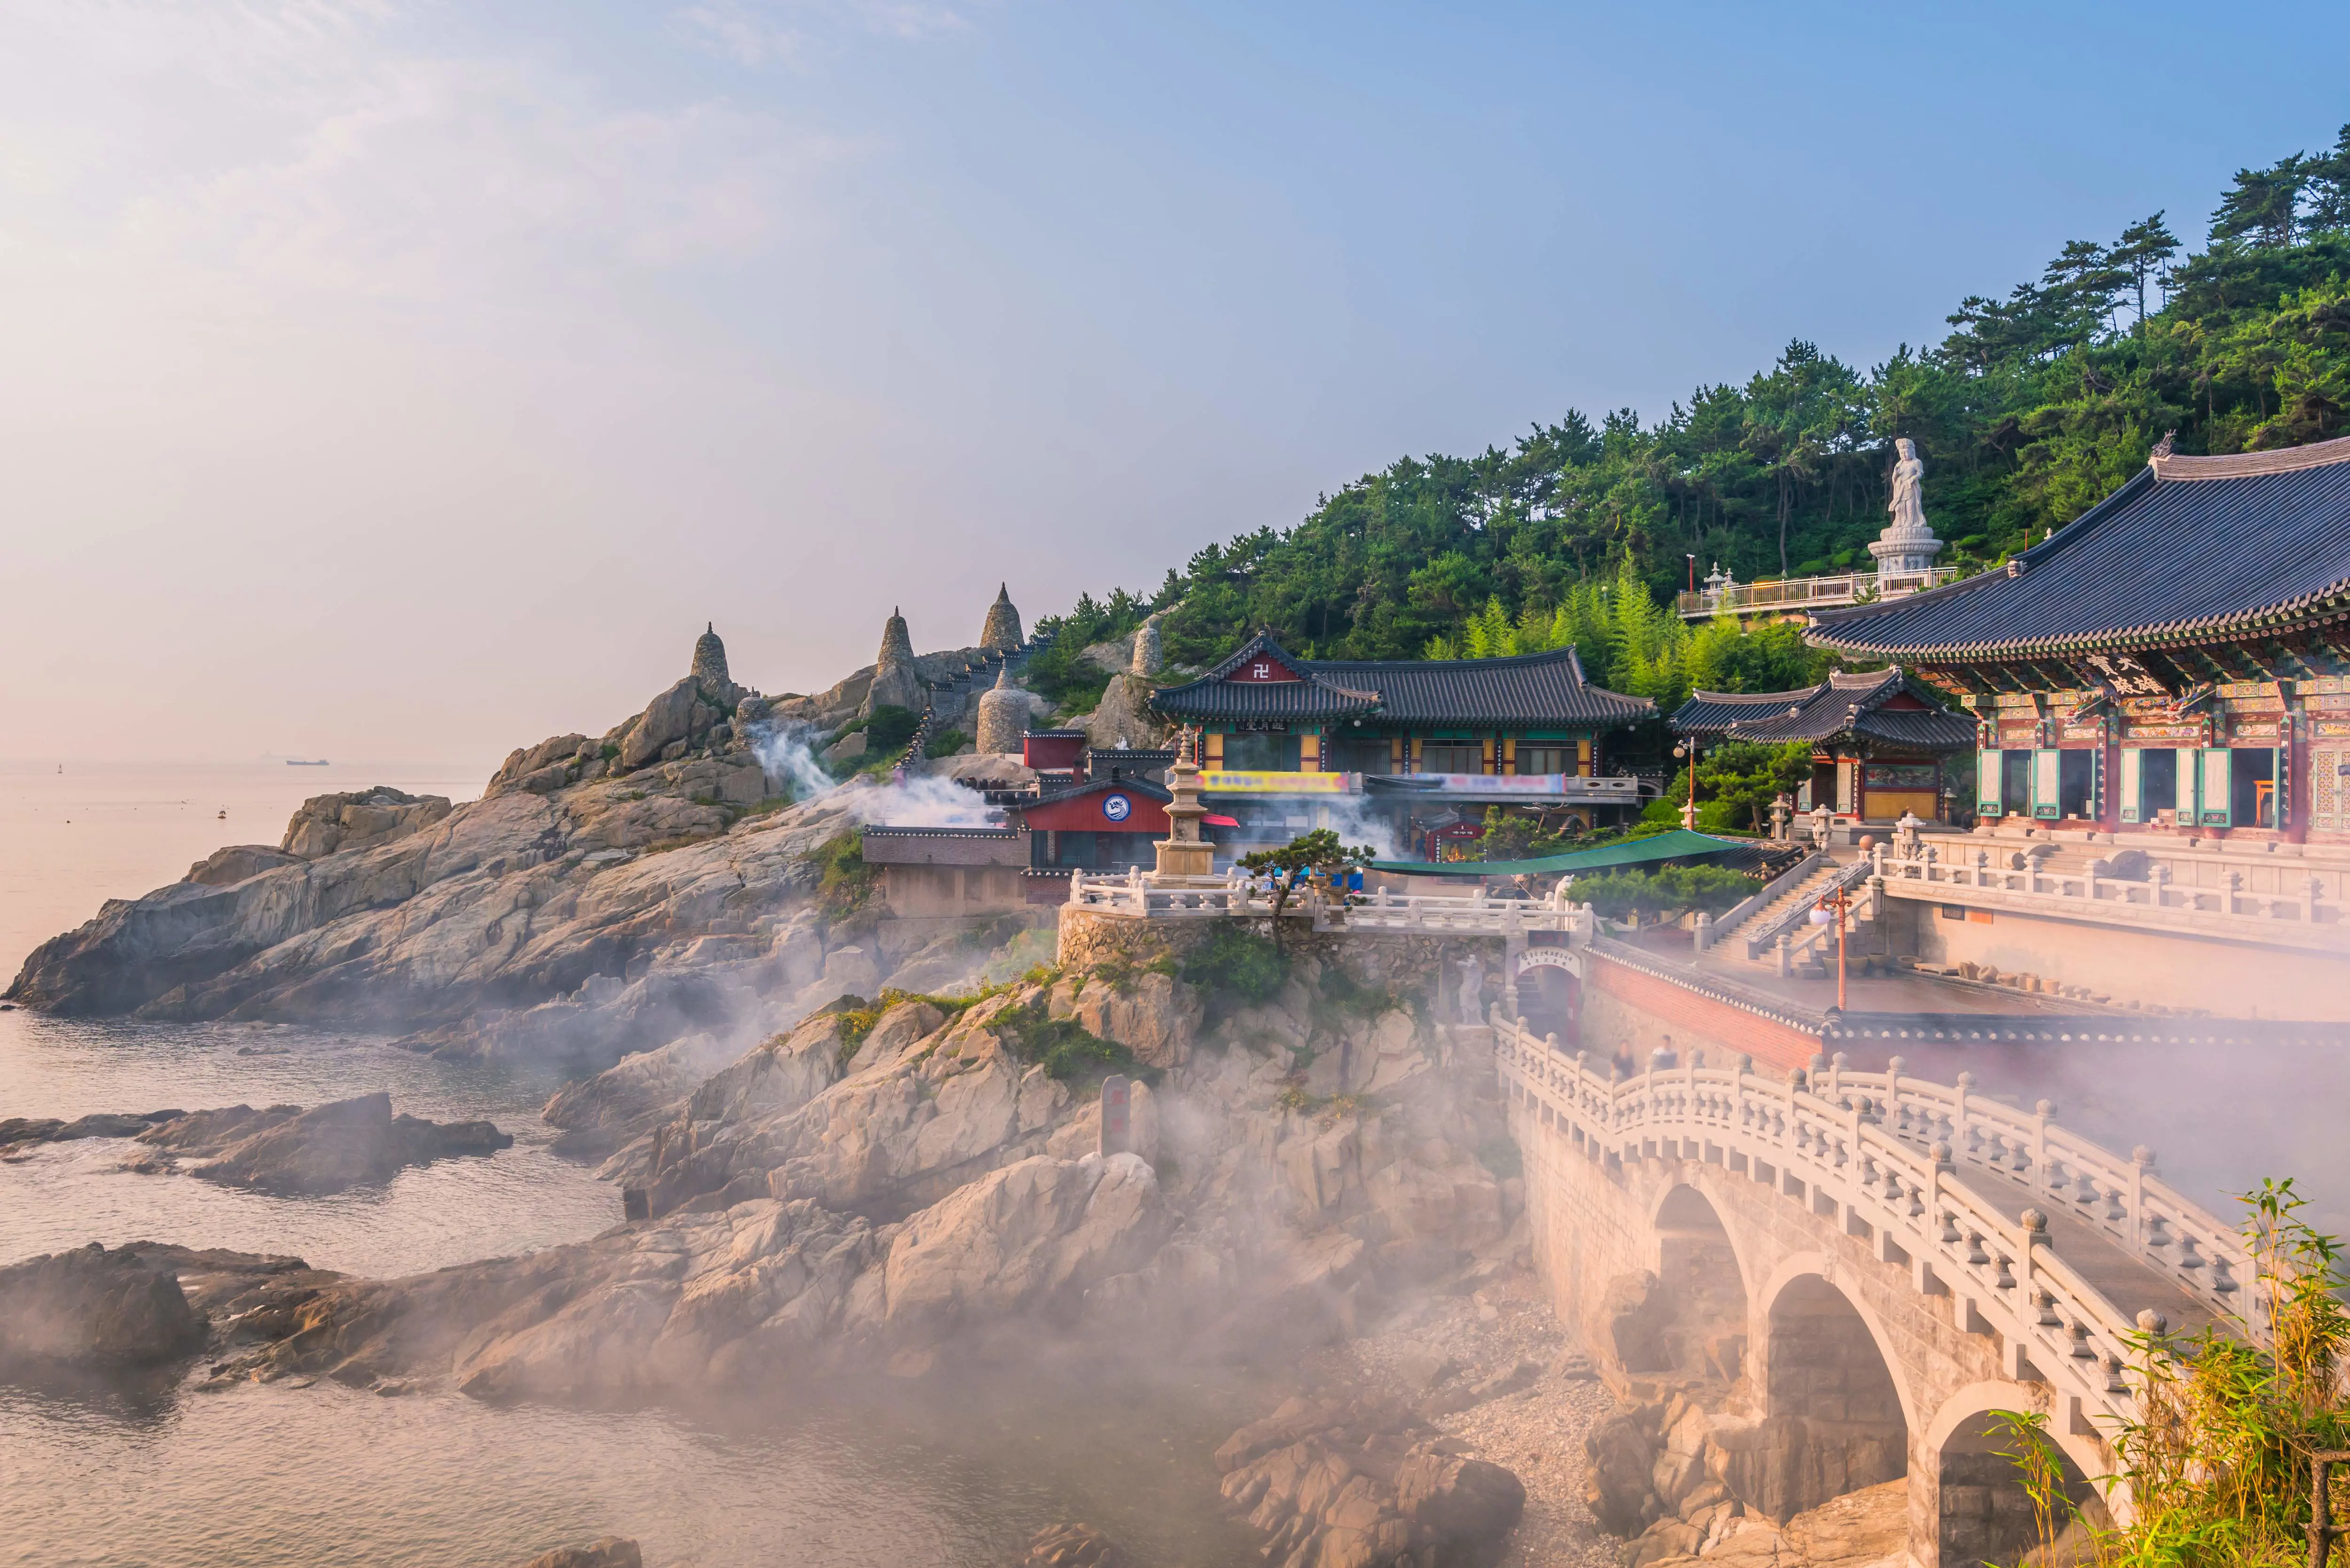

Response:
(121, 1093), (512, 1194)
(0, 1109), (183, 1152)
(185, 845), (304, 886)
(281, 788), (454, 859)
(514, 1540), (643, 1568)
(209, 1150), (1163, 1396)
(0, 1243), (208, 1366)
(1023, 1523), (1129, 1567)
(205, 938), (1520, 1402)
(515, 1542), (644, 1568)
(1214, 1394), (1527, 1568)
(540, 1032), (745, 1160)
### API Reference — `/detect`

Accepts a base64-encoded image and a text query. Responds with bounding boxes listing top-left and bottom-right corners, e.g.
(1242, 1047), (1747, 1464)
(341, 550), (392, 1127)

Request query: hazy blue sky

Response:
(5, 1), (2347, 767)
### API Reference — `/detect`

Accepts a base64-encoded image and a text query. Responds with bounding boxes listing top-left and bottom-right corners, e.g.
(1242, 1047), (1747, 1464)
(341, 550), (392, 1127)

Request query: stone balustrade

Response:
(1491, 1014), (2261, 1435)
(1874, 835), (2350, 952)
(1064, 868), (1591, 933)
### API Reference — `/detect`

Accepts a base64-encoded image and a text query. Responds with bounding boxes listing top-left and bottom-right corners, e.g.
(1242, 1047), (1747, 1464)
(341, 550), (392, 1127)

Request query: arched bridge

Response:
(1490, 1015), (2259, 1568)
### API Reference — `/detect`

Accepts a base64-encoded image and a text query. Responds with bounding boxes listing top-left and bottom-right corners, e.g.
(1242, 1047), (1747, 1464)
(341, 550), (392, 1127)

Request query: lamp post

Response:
(1817, 882), (1851, 1011)
(1674, 738), (1700, 831)
(1686, 554), (1697, 593)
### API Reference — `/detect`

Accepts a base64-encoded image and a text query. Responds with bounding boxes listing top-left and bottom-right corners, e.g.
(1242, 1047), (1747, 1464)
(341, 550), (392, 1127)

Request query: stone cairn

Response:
(975, 663), (1030, 756)
(690, 623), (731, 695)
(980, 582), (1024, 655)
(864, 607), (924, 717)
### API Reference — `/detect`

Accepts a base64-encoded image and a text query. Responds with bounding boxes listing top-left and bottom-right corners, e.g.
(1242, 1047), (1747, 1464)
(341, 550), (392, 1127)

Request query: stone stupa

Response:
(691, 622), (731, 690)
(980, 584), (1024, 655)
(974, 663), (1031, 755)
(863, 608), (924, 717)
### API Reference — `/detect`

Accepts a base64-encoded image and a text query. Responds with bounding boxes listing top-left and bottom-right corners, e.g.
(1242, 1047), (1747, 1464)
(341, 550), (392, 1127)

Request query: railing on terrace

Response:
(1490, 1015), (2262, 1440)
(1873, 836), (2350, 952)
(1064, 869), (1592, 933)
(1675, 566), (1961, 619)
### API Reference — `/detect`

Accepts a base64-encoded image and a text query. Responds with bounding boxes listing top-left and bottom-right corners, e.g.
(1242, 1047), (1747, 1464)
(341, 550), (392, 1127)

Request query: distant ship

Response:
(286, 759), (329, 766)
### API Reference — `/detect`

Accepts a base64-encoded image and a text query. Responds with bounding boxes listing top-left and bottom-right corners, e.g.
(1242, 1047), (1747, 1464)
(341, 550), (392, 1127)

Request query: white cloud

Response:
(0, 1), (862, 306)
(674, 0), (972, 66)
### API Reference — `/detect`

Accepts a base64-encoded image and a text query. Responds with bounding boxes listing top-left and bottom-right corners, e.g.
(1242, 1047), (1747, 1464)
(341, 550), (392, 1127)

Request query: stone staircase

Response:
(1732, 858), (1854, 964)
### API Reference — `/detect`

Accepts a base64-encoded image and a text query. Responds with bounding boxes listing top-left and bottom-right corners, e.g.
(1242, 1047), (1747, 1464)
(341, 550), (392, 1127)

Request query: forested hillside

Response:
(1037, 126), (2350, 710)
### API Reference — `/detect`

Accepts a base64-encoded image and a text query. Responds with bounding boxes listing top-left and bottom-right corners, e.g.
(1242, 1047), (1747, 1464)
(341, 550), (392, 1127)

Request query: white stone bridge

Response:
(1491, 1015), (2257, 1568)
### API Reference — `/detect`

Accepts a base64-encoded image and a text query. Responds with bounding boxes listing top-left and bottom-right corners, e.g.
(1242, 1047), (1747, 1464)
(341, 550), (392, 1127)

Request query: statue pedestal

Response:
(1153, 839), (1215, 878)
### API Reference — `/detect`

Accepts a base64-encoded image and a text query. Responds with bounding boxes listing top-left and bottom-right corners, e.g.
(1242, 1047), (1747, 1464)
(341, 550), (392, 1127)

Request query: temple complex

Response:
(1148, 631), (1657, 855)
(1669, 667), (1974, 824)
(1810, 431), (2350, 844)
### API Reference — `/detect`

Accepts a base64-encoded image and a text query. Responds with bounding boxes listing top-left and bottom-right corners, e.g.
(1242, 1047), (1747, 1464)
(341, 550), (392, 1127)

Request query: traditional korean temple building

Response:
(1809, 432), (2350, 843)
(1146, 631), (1658, 852)
(1668, 668), (1974, 823)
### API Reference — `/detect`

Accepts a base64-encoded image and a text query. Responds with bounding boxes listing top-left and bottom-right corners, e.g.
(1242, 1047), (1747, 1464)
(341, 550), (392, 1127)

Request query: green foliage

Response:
(924, 727), (969, 758)
(1028, 128), (2350, 694)
(1235, 829), (1377, 918)
(1026, 590), (1162, 711)
(1179, 925), (1288, 1004)
(2009, 1178), (2350, 1568)
(1568, 864), (1754, 923)
(1470, 806), (1579, 862)
(805, 833), (877, 922)
(1683, 740), (1812, 832)
(862, 704), (922, 757)
(992, 1001), (1135, 1082)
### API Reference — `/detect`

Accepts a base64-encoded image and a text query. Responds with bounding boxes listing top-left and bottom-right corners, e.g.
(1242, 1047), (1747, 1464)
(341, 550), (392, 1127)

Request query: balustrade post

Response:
(1953, 1072), (1974, 1162)
(2032, 1100), (2053, 1189)
(2130, 1146), (2154, 1250)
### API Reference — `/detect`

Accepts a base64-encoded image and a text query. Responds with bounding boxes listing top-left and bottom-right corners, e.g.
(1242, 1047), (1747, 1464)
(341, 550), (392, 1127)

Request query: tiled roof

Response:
(1692, 668), (1974, 750)
(1031, 776), (1172, 808)
(1670, 688), (1815, 738)
(1809, 433), (2350, 661)
(1151, 631), (1654, 728)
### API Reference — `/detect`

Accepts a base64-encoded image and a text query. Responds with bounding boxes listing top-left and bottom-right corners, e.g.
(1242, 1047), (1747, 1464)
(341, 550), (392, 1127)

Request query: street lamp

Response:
(1673, 738), (1700, 831)
(1685, 554), (1697, 594)
(1817, 882), (1852, 1011)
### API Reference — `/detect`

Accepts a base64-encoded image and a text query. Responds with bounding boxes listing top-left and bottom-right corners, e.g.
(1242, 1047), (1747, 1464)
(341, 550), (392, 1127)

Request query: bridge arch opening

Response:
(1653, 1184), (1748, 1382)
(1937, 1411), (2102, 1568)
(1758, 1273), (1908, 1518)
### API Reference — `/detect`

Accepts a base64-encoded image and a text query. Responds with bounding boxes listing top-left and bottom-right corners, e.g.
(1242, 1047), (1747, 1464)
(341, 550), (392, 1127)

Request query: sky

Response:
(3, 0), (2347, 769)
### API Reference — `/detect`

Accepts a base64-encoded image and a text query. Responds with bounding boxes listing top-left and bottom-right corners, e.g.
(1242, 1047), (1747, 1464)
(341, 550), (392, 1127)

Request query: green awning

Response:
(1368, 828), (1757, 878)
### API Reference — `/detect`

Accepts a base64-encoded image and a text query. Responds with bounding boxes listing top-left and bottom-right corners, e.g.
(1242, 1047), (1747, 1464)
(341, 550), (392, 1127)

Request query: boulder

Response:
(1024, 1522), (1129, 1568)
(619, 679), (704, 771)
(513, 1538), (642, 1568)
(0, 1109), (182, 1151)
(1072, 971), (1199, 1069)
(185, 845), (303, 887)
(542, 1033), (744, 1160)
(129, 1093), (512, 1194)
(0, 1243), (207, 1365)
(1215, 1395), (1526, 1568)
(280, 788), (454, 859)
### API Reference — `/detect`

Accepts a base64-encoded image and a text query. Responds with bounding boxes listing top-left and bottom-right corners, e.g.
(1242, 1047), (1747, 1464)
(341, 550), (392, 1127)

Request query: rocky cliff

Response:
(3, 659), (995, 1065)
(194, 928), (1525, 1399)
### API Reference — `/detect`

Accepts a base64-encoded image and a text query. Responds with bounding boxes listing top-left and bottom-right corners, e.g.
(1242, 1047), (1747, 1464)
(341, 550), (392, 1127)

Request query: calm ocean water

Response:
(0, 762), (1261, 1568)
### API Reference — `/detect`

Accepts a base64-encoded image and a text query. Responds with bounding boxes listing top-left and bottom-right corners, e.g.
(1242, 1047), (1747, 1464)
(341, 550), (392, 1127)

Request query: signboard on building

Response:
(1199, 772), (1360, 794)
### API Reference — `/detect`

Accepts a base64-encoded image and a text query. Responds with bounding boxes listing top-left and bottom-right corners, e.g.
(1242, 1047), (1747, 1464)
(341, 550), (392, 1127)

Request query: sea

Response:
(0, 760), (1264, 1568)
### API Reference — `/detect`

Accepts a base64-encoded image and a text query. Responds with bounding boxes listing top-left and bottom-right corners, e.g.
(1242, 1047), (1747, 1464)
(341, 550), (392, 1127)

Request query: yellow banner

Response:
(1199, 770), (1358, 795)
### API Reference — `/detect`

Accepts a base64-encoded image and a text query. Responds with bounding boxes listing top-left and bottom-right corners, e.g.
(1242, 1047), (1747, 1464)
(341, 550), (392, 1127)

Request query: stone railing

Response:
(1065, 868), (1266, 917)
(1739, 859), (1874, 961)
(1674, 566), (1961, 619)
(1316, 885), (1587, 936)
(1875, 838), (2350, 952)
(1492, 1016), (2262, 1435)
(1065, 871), (1594, 934)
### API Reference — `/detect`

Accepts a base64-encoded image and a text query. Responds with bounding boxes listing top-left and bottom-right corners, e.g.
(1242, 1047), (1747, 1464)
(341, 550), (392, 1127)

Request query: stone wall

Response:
(1892, 895), (2350, 1020)
(1581, 953), (1820, 1073)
